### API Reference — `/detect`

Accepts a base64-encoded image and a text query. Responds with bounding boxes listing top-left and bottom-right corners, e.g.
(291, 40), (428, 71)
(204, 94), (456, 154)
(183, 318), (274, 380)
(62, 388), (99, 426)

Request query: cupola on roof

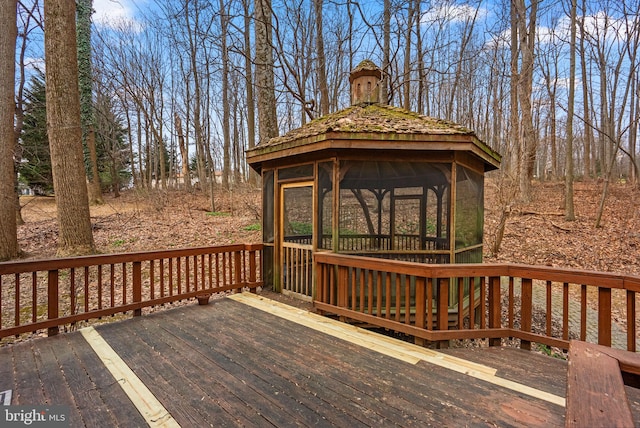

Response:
(246, 60), (501, 172)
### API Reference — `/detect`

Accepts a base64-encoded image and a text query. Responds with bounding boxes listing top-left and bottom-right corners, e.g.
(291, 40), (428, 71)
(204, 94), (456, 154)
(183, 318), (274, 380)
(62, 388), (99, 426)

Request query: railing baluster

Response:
(84, 266), (89, 313)
(15, 273), (20, 329)
(427, 278), (433, 330)
(385, 272), (392, 320)
(70, 268), (76, 316)
(185, 256), (190, 293)
(480, 277), (486, 330)
(468, 277), (475, 330)
(508, 277), (514, 329)
(98, 265), (103, 310)
(31, 272), (37, 324)
(457, 277), (464, 329)
(546, 280), (552, 337)
(177, 257), (182, 295)
(168, 258), (173, 297)
(350, 267), (356, 311)
(110, 264), (115, 308)
(580, 284), (587, 341)
(395, 274), (401, 322)
(376, 271), (382, 316)
(365, 270), (372, 314)
(563, 282), (569, 341)
(404, 275), (411, 325)
(150, 260), (155, 300)
(122, 263), (127, 305)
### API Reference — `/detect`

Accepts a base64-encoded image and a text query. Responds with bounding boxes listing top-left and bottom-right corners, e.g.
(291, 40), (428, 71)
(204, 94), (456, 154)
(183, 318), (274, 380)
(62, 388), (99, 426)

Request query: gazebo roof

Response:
(247, 58), (501, 172)
(246, 103), (501, 172)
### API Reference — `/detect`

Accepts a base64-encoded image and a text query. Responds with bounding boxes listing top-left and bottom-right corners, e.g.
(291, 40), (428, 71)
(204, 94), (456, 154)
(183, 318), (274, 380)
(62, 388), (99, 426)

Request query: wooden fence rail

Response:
(314, 252), (640, 351)
(0, 244), (262, 340)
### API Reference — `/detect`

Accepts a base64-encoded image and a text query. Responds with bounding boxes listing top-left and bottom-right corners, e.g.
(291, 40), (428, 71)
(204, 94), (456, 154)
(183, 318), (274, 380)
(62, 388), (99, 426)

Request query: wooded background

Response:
(1, 0), (639, 258)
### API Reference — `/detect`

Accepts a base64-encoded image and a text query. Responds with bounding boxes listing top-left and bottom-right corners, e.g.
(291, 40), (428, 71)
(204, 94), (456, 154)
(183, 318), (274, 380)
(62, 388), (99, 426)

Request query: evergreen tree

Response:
(20, 72), (54, 195)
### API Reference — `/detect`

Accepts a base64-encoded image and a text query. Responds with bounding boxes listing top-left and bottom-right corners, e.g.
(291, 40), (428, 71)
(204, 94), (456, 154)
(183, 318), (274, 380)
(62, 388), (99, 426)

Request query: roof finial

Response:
(349, 60), (382, 105)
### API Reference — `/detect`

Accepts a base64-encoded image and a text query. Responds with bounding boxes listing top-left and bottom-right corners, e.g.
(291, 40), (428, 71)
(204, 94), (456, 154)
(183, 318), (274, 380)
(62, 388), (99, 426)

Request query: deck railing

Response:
(314, 252), (640, 351)
(0, 244), (262, 340)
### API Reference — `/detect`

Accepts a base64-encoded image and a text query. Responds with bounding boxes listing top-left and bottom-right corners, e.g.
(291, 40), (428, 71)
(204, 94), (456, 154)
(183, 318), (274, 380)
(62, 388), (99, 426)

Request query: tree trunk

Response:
(44, 0), (95, 256)
(314, 0), (330, 116)
(509, 0), (520, 176)
(564, 0), (577, 221)
(403, 0), (414, 111)
(380, 0), (391, 104)
(243, 0), (258, 186)
(174, 112), (191, 190)
(515, 0), (537, 203)
(255, 0), (278, 143)
(77, 0), (103, 204)
(220, 0), (231, 190)
(0, 0), (19, 261)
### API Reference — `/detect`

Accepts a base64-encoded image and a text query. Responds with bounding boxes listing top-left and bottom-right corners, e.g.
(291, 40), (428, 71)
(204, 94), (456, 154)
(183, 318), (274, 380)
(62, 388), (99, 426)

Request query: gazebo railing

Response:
(314, 252), (640, 351)
(0, 244), (262, 340)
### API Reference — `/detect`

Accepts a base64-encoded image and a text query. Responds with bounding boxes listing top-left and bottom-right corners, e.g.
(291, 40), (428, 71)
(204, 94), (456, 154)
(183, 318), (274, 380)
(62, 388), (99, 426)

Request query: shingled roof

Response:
(246, 60), (501, 172)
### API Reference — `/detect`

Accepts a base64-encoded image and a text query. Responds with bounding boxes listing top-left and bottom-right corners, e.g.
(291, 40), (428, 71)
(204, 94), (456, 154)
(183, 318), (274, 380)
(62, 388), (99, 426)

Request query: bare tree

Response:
(44, 0), (95, 255)
(314, 0), (330, 116)
(77, 0), (103, 204)
(255, 0), (278, 142)
(514, 0), (539, 203)
(564, 0), (577, 220)
(0, 0), (19, 260)
(243, 0), (258, 185)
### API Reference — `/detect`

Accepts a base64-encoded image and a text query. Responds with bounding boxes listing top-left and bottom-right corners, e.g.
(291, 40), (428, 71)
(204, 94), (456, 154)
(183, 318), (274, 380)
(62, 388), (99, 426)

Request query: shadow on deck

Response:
(0, 292), (588, 427)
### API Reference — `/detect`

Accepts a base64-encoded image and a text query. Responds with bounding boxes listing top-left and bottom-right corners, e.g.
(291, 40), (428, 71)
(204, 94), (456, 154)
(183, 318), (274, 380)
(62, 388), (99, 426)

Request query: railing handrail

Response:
(0, 243), (263, 341)
(0, 244), (263, 275)
(314, 252), (640, 351)
(314, 252), (640, 291)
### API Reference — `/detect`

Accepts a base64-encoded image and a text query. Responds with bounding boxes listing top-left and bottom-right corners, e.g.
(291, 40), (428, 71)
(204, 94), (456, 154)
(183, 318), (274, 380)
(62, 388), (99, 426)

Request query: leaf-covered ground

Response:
(17, 180), (640, 279)
(484, 180), (640, 276)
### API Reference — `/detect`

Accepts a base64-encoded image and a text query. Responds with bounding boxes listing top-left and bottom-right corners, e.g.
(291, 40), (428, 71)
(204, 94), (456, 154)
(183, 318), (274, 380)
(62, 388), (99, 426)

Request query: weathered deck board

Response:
(441, 346), (568, 397)
(0, 295), (568, 427)
(11, 342), (46, 405)
(32, 336), (86, 427)
(65, 333), (148, 427)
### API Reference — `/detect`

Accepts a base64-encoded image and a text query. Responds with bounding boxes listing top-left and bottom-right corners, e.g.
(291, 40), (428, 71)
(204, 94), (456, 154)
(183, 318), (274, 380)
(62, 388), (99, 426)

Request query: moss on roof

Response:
(259, 103), (475, 149)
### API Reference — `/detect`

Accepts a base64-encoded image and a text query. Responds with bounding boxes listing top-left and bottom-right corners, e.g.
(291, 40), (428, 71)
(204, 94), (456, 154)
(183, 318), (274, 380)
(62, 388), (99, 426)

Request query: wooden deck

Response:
(0, 293), (587, 427)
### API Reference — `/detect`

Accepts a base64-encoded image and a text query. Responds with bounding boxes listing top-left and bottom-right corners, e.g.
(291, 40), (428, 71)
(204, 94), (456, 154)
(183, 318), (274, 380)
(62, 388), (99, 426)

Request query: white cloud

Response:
(422, 1), (489, 25)
(93, 0), (139, 28)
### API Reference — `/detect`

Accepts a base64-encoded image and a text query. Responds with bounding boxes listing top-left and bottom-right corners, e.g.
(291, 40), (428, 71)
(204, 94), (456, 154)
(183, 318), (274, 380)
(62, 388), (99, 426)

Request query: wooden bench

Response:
(566, 340), (640, 427)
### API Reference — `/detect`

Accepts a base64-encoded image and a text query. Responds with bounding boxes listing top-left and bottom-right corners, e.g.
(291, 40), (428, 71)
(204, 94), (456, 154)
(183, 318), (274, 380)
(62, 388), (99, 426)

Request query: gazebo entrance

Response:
(281, 182), (314, 300)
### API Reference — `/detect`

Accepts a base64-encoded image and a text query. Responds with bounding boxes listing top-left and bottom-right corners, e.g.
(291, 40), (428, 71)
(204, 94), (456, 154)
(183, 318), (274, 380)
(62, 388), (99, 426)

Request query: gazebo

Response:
(247, 60), (501, 311)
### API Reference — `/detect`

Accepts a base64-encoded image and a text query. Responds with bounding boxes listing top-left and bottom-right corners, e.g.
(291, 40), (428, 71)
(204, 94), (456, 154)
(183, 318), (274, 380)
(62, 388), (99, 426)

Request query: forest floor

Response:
(17, 178), (640, 277)
(12, 179), (640, 351)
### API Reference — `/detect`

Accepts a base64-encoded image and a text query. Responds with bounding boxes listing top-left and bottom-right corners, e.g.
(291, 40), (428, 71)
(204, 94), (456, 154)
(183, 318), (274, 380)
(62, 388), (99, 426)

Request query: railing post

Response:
(133, 262), (142, 317)
(47, 270), (59, 337)
(437, 278), (449, 349)
(627, 290), (636, 352)
(488, 276), (501, 347)
(520, 278), (532, 351)
(598, 287), (612, 347)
